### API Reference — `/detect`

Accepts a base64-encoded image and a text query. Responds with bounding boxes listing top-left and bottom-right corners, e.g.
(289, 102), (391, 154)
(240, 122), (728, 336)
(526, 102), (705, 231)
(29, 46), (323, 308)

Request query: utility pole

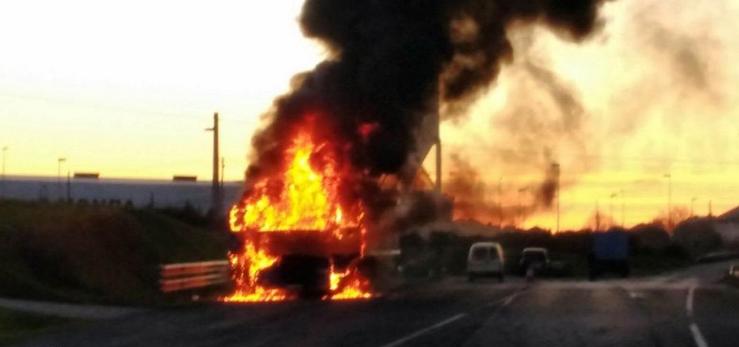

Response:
(708, 200), (713, 217)
(553, 163), (560, 234)
(620, 189), (625, 227)
(57, 157), (67, 200)
(220, 157), (225, 188)
(691, 197), (698, 217)
(435, 137), (442, 196)
(497, 177), (503, 229)
(434, 94), (442, 197)
(1, 146), (7, 197)
(206, 113), (221, 219)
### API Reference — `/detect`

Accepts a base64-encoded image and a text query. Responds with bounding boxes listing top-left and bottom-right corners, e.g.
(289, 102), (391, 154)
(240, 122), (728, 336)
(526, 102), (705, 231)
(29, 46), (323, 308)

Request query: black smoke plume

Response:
(245, 0), (608, 219)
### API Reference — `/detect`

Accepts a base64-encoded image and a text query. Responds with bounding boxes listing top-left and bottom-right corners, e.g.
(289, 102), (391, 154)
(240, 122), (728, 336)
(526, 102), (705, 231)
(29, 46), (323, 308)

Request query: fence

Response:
(159, 260), (230, 293)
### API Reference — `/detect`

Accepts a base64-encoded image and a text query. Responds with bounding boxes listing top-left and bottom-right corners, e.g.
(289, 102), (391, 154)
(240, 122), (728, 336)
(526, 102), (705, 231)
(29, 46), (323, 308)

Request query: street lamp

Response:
(664, 173), (672, 229)
(610, 192), (618, 227)
(57, 157), (67, 200)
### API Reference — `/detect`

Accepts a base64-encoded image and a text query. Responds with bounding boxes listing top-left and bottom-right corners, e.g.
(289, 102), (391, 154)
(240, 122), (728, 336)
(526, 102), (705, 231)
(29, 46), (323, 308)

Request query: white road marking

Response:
(501, 292), (519, 307)
(689, 323), (709, 347)
(686, 286), (709, 347)
(485, 290), (526, 308)
(686, 286), (696, 317)
(379, 313), (467, 347)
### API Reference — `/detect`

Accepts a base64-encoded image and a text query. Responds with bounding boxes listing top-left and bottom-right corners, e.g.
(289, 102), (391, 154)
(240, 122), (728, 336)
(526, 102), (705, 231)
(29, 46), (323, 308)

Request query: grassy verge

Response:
(629, 254), (694, 277)
(0, 308), (77, 346)
(0, 200), (229, 305)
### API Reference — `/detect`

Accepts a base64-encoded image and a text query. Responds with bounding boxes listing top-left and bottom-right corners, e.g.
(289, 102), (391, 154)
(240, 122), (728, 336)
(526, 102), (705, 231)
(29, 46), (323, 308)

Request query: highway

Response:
(15, 261), (739, 347)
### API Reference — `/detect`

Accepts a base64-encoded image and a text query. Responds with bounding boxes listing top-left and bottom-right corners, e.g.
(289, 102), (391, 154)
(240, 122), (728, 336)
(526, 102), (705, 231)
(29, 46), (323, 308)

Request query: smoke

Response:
(537, 162), (560, 207)
(245, 0), (610, 222)
(446, 153), (560, 226)
(524, 61), (585, 134)
(445, 153), (495, 222)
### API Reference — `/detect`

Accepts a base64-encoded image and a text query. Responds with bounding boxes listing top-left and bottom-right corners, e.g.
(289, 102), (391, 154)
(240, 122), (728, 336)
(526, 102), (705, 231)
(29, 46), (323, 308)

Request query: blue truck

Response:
(588, 230), (630, 280)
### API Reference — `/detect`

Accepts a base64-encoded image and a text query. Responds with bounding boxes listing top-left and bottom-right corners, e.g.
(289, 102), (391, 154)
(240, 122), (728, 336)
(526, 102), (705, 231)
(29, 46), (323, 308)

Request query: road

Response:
(14, 261), (739, 347)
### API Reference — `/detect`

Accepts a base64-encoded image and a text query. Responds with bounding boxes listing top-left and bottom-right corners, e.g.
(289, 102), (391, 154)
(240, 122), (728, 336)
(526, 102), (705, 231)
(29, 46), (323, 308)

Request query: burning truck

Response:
(219, 0), (609, 302)
(223, 127), (374, 302)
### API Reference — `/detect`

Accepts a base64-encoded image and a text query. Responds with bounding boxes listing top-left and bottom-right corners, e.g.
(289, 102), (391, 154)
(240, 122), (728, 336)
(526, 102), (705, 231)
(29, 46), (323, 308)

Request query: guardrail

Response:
(159, 260), (230, 293)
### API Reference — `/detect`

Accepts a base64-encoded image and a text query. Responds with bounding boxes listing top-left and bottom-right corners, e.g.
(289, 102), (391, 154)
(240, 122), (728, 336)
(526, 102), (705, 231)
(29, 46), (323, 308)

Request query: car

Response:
(519, 247), (549, 275)
(467, 242), (505, 282)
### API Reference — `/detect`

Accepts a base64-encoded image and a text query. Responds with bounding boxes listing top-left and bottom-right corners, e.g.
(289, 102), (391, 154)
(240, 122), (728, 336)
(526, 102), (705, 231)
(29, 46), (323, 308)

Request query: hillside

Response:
(0, 200), (229, 304)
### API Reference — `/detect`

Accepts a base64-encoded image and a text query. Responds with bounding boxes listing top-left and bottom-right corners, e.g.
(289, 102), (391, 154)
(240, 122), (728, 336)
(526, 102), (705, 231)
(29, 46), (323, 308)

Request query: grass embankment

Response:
(0, 308), (77, 346)
(0, 200), (228, 305)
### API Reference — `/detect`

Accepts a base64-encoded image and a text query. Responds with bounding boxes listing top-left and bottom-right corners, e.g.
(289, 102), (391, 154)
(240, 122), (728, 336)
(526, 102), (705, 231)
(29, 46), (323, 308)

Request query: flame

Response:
(326, 263), (373, 301)
(330, 276), (373, 300)
(222, 125), (372, 302)
(222, 243), (292, 302)
(229, 131), (350, 232)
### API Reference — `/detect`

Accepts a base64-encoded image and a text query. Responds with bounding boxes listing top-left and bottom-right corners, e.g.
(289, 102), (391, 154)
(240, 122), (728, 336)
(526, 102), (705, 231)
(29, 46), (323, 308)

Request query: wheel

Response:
(467, 274), (476, 282)
(498, 273), (505, 283)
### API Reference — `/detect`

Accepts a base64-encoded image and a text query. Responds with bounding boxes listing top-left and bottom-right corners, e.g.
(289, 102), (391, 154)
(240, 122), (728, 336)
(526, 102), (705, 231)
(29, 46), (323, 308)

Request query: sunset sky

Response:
(1, 0), (737, 230)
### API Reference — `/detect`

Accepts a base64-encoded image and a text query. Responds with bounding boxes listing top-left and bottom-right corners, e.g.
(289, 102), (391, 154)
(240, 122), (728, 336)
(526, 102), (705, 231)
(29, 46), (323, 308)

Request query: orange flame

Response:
(222, 126), (372, 302)
(326, 263), (373, 301)
(229, 131), (351, 232)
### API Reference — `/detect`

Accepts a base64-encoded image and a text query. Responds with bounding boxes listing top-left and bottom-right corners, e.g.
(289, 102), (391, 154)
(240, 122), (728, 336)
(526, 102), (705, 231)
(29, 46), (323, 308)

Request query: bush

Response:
(672, 218), (723, 258)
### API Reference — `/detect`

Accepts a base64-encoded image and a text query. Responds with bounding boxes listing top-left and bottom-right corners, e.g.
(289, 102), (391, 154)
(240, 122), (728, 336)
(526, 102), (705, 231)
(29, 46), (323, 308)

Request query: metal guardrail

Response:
(159, 260), (230, 293)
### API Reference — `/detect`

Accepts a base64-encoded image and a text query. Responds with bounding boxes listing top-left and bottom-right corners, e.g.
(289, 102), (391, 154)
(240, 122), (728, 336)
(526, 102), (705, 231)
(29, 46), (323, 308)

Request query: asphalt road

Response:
(14, 261), (739, 347)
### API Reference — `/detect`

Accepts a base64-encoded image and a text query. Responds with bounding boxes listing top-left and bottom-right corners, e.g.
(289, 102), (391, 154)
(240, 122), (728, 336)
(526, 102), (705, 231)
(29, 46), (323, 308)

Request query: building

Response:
(714, 205), (739, 245)
(0, 175), (243, 213)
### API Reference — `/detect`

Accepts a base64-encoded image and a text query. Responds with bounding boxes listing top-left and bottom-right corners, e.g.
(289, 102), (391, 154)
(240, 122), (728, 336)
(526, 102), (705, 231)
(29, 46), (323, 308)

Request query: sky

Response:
(0, 0), (737, 230)
(0, 0), (324, 181)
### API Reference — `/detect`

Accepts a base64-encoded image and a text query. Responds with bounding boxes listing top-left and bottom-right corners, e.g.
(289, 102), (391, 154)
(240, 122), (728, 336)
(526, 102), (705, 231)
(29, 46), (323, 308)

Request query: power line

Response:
(0, 92), (257, 125)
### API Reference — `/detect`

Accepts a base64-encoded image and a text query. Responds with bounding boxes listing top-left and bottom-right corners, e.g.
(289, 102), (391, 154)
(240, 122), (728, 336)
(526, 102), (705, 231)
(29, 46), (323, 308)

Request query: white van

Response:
(467, 242), (505, 282)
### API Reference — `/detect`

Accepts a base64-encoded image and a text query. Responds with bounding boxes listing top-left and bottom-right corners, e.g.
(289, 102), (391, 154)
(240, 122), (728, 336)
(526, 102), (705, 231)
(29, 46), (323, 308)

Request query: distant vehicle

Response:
(519, 247), (549, 275)
(467, 242), (505, 282)
(518, 247), (572, 278)
(589, 230), (630, 280)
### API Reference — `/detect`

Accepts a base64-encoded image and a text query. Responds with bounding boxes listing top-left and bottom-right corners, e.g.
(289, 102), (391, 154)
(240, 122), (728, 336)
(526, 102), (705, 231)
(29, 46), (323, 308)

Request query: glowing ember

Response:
(223, 286), (290, 303)
(222, 125), (373, 302)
